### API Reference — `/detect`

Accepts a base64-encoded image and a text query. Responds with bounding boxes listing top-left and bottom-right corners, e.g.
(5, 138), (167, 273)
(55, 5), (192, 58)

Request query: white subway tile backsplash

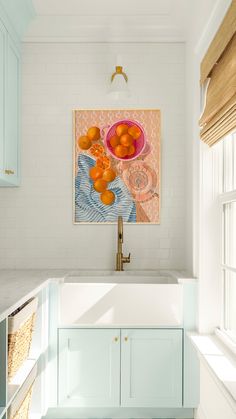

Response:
(0, 42), (186, 269)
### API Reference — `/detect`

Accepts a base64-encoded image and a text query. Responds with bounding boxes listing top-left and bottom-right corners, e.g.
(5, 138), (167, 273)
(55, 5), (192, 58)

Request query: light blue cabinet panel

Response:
(0, 21), (5, 176)
(0, 0), (35, 41)
(121, 329), (183, 407)
(5, 35), (20, 183)
(0, 0), (34, 186)
(0, 20), (20, 186)
(58, 329), (120, 407)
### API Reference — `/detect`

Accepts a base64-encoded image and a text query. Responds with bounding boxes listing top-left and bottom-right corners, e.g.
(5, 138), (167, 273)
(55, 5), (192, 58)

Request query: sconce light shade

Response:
(109, 65), (130, 100)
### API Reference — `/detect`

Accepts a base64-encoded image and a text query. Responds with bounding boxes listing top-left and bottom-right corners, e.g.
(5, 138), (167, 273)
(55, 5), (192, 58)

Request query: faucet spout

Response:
(116, 216), (131, 271)
(118, 215), (123, 252)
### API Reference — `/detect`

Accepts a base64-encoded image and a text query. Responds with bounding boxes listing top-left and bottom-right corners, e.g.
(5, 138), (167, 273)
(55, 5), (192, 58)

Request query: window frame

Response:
(218, 155), (236, 344)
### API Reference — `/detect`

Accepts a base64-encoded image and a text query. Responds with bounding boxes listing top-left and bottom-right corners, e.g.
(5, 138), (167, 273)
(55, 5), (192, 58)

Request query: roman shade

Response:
(199, 0), (236, 146)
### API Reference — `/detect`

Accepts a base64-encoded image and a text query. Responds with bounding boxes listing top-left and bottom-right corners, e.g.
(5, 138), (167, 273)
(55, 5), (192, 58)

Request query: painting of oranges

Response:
(74, 109), (161, 223)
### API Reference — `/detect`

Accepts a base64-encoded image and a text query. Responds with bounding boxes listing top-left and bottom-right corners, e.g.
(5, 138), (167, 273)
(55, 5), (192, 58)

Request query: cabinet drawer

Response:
(121, 329), (183, 407)
(58, 329), (120, 407)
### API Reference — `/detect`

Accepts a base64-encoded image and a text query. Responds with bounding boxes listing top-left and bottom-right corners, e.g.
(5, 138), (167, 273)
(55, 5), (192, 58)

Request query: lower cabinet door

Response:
(58, 329), (120, 407)
(121, 329), (183, 407)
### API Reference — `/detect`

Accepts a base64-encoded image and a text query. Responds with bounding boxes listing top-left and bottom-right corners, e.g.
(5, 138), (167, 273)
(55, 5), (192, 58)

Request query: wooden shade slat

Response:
(201, 113), (236, 146)
(201, 102), (236, 136)
(201, 113), (236, 142)
(200, 0), (236, 84)
(199, 9), (236, 148)
(199, 34), (236, 127)
(207, 121), (236, 145)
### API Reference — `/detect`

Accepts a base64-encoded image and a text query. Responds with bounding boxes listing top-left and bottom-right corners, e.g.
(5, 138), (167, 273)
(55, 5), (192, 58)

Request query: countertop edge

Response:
(0, 276), (64, 323)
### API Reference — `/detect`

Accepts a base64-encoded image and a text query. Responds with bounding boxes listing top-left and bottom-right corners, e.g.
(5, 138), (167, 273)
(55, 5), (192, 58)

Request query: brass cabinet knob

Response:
(124, 336), (128, 342)
(114, 337), (119, 342)
(5, 169), (15, 175)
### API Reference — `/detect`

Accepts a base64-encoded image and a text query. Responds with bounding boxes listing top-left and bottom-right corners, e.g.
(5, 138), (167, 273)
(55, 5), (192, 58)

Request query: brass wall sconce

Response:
(109, 65), (129, 99)
(111, 66), (128, 83)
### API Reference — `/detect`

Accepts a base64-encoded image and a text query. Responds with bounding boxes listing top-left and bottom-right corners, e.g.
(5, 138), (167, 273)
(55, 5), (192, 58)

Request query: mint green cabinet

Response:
(58, 328), (183, 408)
(58, 329), (120, 407)
(4, 35), (20, 184)
(0, 20), (20, 187)
(121, 329), (183, 407)
(0, 21), (5, 178)
(0, 0), (34, 186)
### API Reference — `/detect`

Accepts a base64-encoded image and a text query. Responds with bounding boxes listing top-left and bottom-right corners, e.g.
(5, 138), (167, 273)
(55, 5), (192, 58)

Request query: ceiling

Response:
(32, 0), (183, 17)
(26, 0), (217, 43)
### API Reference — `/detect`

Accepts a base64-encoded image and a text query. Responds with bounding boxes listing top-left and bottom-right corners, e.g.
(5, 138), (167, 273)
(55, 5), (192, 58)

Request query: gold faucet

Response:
(116, 216), (131, 271)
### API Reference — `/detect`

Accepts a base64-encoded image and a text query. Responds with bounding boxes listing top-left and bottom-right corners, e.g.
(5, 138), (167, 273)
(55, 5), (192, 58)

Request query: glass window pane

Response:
(223, 201), (236, 268)
(213, 140), (223, 195)
(224, 269), (236, 339)
(223, 134), (233, 193)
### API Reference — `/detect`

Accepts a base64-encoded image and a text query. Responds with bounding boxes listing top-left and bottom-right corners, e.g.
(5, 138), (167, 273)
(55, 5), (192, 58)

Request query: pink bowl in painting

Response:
(104, 119), (146, 161)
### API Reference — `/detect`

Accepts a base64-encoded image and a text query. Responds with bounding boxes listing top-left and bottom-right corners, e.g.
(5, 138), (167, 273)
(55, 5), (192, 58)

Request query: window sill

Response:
(189, 332), (236, 406)
(215, 328), (236, 356)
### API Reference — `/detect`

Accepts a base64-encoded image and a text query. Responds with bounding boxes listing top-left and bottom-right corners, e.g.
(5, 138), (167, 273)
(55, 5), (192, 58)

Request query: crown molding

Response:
(32, 0), (172, 17)
(23, 14), (186, 43)
(194, 0), (232, 59)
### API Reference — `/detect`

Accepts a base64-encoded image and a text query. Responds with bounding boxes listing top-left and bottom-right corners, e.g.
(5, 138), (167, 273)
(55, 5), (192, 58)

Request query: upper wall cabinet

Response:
(0, 24), (20, 186)
(0, 21), (5, 182)
(0, 0), (35, 41)
(0, 0), (35, 186)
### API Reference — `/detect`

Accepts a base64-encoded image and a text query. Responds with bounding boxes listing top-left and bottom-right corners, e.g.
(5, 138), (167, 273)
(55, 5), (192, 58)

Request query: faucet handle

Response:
(123, 253), (131, 264)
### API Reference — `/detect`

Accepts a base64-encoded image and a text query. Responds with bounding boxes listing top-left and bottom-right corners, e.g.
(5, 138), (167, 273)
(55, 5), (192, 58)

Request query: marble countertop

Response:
(0, 270), (67, 322)
(0, 269), (196, 322)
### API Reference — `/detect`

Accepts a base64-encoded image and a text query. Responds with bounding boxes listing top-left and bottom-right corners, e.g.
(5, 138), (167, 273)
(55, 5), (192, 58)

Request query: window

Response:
(219, 131), (236, 342)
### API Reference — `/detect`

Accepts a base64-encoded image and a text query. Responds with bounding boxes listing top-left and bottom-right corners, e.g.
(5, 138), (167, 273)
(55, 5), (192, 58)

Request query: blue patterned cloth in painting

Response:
(75, 154), (136, 223)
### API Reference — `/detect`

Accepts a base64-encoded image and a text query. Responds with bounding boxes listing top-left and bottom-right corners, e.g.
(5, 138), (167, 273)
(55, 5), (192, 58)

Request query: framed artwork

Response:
(73, 109), (161, 224)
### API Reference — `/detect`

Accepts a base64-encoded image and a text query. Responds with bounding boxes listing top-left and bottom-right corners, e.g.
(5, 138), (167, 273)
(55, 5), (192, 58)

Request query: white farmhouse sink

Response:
(59, 272), (184, 327)
(64, 269), (179, 284)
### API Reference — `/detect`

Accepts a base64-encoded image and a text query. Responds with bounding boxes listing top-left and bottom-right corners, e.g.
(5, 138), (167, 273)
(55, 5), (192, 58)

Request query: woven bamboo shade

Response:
(199, 0), (236, 146)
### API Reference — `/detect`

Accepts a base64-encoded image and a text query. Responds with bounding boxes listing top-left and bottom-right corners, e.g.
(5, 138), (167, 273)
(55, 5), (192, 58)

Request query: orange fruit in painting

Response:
(100, 190), (115, 205)
(96, 155), (111, 170)
(87, 126), (100, 141)
(128, 125), (141, 140)
(114, 144), (128, 158)
(120, 134), (134, 147)
(127, 144), (136, 156)
(78, 135), (92, 150)
(90, 143), (105, 158)
(116, 123), (129, 137)
(102, 168), (116, 182)
(94, 179), (107, 193)
(89, 166), (103, 181)
(109, 135), (120, 148)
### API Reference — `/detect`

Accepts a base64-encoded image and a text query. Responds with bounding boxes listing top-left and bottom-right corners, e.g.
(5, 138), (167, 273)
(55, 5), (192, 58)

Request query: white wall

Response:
(0, 42), (187, 269)
(196, 362), (236, 419)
